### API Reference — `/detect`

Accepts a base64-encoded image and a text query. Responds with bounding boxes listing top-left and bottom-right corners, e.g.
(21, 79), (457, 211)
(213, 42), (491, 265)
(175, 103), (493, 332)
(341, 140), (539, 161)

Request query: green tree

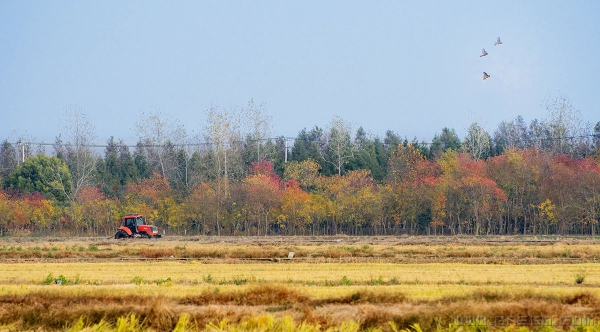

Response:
(96, 137), (121, 197)
(349, 128), (386, 181)
(3, 154), (72, 203)
(290, 127), (325, 171)
(134, 142), (151, 179)
(116, 140), (138, 186)
(430, 127), (461, 159)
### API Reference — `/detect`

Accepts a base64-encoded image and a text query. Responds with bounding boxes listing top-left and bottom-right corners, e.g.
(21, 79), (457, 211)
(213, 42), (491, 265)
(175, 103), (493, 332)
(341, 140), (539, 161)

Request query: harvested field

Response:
(2, 235), (600, 264)
(1, 236), (600, 331)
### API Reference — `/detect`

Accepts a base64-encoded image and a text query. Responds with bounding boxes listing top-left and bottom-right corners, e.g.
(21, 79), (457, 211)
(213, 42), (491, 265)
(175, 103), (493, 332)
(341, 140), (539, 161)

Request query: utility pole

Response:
(284, 139), (288, 163)
(16, 140), (25, 164)
(284, 138), (293, 163)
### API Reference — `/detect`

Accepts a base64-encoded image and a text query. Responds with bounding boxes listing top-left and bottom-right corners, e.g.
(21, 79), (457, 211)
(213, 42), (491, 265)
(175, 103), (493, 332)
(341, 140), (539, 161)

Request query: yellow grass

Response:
(2, 238), (600, 331)
(1, 261), (599, 299)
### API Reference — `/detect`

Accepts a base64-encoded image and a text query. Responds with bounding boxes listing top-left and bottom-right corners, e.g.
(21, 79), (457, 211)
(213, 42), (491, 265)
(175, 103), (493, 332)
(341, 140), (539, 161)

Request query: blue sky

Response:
(1, 1), (599, 145)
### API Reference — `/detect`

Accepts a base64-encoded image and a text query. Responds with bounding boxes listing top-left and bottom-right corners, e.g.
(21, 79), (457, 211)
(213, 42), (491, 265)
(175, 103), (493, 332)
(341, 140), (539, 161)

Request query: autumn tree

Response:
(180, 182), (218, 235)
(204, 105), (245, 182)
(435, 150), (467, 234)
(319, 115), (355, 176)
(541, 154), (581, 234)
(387, 143), (427, 185)
(283, 159), (321, 192)
(67, 186), (117, 235)
(241, 99), (273, 164)
(544, 95), (591, 157)
(54, 105), (98, 200)
(200, 105), (247, 235)
(462, 122), (491, 161)
(387, 143), (439, 233)
(17, 193), (55, 234)
(493, 116), (530, 153)
(573, 158), (600, 235)
(280, 180), (311, 234)
(486, 148), (545, 234)
(0, 191), (13, 235)
(136, 111), (187, 184)
(459, 161), (507, 234)
(317, 169), (380, 235)
(122, 172), (174, 228)
(347, 170), (380, 233)
(241, 161), (282, 235)
(443, 153), (507, 234)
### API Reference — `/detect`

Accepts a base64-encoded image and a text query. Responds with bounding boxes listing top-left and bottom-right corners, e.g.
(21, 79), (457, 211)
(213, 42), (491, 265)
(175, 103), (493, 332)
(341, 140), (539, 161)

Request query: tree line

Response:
(0, 97), (599, 236)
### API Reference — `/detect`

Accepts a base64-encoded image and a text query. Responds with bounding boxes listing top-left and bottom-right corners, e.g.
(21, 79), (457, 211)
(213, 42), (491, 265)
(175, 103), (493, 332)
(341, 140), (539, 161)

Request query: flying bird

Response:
(483, 72), (490, 80)
(480, 48), (488, 57)
(494, 37), (502, 46)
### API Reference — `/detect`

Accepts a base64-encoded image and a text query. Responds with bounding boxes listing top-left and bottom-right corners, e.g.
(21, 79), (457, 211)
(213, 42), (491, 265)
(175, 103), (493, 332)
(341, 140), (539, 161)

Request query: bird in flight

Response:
(480, 48), (488, 57)
(494, 37), (502, 46)
(483, 72), (490, 80)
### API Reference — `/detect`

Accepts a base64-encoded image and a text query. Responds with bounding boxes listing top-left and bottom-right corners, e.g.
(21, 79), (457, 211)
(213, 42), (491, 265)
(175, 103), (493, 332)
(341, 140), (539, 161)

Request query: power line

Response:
(8, 133), (600, 149)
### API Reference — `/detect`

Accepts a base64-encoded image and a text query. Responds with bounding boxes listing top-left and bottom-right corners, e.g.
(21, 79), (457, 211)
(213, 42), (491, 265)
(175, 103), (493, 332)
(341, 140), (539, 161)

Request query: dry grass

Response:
(1, 235), (600, 264)
(2, 236), (600, 331)
(1, 285), (599, 331)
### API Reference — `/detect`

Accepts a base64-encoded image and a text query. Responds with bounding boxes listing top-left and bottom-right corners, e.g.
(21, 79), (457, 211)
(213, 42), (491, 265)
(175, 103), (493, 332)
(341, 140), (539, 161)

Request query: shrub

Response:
(341, 276), (352, 286)
(132, 276), (144, 285)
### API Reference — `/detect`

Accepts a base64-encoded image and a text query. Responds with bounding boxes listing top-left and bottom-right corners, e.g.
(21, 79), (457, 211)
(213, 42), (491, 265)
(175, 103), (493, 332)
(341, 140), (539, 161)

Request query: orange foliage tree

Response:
(180, 182), (218, 235)
(435, 151), (507, 235)
(573, 158), (600, 235)
(73, 186), (117, 235)
(280, 180), (310, 234)
(386, 144), (439, 234)
(122, 172), (174, 228)
(486, 148), (542, 234)
(242, 161), (283, 235)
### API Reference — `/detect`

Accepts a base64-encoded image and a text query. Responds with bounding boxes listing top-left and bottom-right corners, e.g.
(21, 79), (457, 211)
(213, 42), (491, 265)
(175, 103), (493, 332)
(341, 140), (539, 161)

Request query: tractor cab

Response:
(124, 215), (145, 234)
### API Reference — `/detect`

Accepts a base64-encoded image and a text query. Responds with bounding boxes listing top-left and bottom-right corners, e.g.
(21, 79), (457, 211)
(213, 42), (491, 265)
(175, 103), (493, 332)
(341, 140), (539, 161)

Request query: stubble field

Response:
(1, 235), (600, 331)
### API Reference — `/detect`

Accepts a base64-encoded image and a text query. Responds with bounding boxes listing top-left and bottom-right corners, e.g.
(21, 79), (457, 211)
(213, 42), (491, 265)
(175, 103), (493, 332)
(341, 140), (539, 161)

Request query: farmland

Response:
(1, 236), (600, 331)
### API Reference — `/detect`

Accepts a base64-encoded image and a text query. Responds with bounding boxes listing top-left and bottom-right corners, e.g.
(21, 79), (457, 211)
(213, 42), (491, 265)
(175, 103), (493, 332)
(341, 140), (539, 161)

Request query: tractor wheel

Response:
(140, 233), (151, 239)
(115, 230), (129, 239)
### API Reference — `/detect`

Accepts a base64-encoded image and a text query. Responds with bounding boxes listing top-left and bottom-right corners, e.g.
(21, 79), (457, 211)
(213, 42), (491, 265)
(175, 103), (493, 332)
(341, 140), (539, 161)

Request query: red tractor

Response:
(114, 214), (162, 239)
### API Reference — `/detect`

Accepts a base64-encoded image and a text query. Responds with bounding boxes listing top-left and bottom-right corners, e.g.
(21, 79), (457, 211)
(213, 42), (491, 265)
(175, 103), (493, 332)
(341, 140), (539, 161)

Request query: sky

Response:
(1, 1), (599, 146)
